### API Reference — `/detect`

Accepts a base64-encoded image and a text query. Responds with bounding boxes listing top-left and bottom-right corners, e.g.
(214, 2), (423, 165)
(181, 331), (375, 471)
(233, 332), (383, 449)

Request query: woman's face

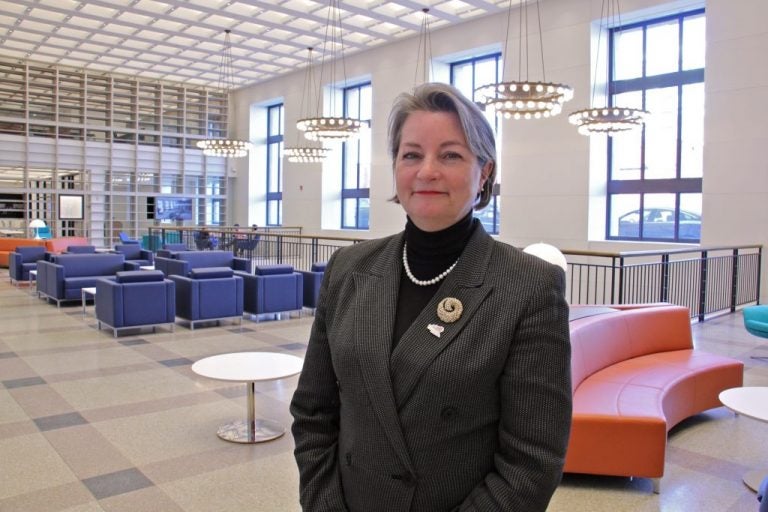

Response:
(395, 110), (491, 232)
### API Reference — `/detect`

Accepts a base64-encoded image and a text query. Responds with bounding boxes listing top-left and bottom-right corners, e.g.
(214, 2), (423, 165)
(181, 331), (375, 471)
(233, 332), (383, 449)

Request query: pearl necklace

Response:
(402, 243), (459, 287)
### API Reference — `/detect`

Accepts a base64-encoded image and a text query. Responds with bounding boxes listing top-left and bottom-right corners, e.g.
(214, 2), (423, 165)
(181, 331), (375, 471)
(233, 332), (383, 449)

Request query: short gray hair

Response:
(388, 82), (497, 209)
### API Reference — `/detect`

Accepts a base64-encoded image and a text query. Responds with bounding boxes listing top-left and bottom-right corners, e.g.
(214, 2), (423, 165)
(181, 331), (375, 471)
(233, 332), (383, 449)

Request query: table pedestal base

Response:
(217, 418), (284, 444)
(743, 468), (768, 492)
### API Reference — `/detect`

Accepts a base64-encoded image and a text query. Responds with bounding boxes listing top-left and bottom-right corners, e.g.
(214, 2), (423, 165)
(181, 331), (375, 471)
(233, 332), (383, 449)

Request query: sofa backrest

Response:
(162, 243), (187, 252)
(45, 237), (90, 254)
(114, 244), (143, 259)
(15, 245), (47, 262)
(569, 304), (693, 390)
(54, 253), (126, 277)
(176, 250), (234, 269)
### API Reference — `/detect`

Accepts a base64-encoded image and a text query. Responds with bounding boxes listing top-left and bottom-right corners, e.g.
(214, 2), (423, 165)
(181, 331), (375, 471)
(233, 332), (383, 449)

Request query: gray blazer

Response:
(290, 225), (572, 512)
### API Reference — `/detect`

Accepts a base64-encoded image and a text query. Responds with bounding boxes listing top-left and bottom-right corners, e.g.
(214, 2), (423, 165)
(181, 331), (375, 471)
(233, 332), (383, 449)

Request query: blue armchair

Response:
(95, 270), (176, 337)
(156, 243), (188, 259)
(118, 232), (140, 245)
(298, 261), (326, 309)
(9, 246), (47, 286)
(114, 244), (154, 267)
(154, 250), (250, 277)
(238, 264), (303, 318)
(169, 267), (243, 329)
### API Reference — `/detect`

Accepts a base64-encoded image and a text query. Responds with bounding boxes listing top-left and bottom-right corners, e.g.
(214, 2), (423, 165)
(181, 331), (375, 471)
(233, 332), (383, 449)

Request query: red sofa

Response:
(565, 304), (744, 493)
(0, 238), (46, 267)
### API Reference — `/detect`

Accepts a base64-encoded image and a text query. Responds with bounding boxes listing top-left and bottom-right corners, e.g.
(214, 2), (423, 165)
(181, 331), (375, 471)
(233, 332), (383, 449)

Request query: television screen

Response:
(154, 197), (193, 221)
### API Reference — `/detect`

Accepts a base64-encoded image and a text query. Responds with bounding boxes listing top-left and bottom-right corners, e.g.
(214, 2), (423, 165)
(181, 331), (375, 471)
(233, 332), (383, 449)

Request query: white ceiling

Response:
(0, 0), (509, 90)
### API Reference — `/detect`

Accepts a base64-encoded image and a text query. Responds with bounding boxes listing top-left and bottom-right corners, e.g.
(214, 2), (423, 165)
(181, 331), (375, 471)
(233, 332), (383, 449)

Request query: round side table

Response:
(192, 352), (303, 444)
(719, 386), (768, 491)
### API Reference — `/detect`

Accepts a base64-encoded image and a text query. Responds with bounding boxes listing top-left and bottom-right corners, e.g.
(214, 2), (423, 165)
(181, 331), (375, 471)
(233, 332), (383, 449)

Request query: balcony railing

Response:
(147, 226), (762, 321)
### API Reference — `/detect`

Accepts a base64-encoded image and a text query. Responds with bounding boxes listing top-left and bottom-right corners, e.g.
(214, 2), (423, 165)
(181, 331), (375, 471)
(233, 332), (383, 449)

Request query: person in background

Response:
(290, 82), (572, 512)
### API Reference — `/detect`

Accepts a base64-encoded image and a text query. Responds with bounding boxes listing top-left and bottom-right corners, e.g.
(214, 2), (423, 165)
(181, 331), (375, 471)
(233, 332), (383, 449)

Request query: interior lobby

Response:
(1, 0), (768, 510)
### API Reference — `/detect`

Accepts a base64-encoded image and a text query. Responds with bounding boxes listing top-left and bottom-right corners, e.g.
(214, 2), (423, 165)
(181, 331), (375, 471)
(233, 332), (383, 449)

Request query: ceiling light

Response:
(475, 0), (573, 120)
(296, 0), (364, 142)
(284, 48), (331, 163)
(568, 0), (650, 136)
(196, 29), (252, 158)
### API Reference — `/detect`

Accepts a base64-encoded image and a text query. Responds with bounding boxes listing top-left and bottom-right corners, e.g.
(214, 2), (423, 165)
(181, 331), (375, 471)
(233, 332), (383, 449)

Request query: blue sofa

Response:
(36, 253), (139, 306)
(95, 270), (176, 337)
(169, 267), (243, 329)
(65, 245), (96, 254)
(155, 250), (251, 277)
(9, 246), (47, 286)
(298, 261), (326, 309)
(237, 264), (303, 318)
(114, 244), (154, 267)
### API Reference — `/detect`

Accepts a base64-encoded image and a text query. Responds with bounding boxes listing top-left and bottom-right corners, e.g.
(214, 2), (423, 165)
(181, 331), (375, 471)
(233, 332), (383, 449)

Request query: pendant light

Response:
(296, 0), (363, 141)
(284, 48), (330, 163)
(196, 29), (252, 158)
(413, 8), (433, 88)
(568, 0), (649, 135)
(476, 0), (573, 120)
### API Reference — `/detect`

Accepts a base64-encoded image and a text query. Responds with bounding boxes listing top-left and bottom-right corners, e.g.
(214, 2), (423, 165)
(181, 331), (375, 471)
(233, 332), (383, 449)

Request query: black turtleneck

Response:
(393, 211), (478, 348)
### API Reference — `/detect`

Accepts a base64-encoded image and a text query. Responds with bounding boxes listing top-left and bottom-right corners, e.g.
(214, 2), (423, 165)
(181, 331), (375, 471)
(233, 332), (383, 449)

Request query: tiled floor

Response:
(1, 271), (767, 511)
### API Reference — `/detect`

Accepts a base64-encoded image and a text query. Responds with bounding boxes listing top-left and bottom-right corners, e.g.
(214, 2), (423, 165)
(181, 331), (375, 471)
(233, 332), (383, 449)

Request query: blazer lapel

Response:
(352, 234), (415, 470)
(390, 227), (496, 407)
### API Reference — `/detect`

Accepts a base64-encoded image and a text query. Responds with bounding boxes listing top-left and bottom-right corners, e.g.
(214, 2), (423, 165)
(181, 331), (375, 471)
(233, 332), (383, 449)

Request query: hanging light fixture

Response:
(475, 0), (573, 120)
(413, 8), (433, 88)
(197, 29), (252, 157)
(568, 0), (649, 135)
(296, 0), (363, 141)
(284, 48), (331, 163)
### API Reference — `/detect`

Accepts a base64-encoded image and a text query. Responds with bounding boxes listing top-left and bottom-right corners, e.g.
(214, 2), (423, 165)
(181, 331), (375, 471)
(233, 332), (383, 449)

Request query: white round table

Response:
(719, 386), (768, 491)
(192, 352), (304, 444)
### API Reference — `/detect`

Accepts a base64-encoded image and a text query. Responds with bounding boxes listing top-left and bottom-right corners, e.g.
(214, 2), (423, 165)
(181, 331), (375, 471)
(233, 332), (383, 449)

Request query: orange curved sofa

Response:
(565, 304), (743, 492)
(44, 237), (90, 254)
(0, 238), (46, 267)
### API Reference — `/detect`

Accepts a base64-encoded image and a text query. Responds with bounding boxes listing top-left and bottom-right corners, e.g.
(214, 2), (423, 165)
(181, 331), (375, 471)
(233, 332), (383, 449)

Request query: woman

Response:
(290, 82), (572, 512)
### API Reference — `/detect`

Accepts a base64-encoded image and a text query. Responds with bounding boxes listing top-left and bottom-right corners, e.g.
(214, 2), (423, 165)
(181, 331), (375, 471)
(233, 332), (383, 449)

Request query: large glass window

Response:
(341, 82), (371, 230)
(450, 53), (501, 234)
(607, 9), (705, 243)
(266, 103), (284, 226)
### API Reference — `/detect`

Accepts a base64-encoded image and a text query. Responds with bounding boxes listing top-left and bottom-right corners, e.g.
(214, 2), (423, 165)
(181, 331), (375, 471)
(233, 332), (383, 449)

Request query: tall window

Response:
(266, 103), (284, 226)
(607, 9), (705, 242)
(450, 53), (502, 234)
(341, 82), (371, 230)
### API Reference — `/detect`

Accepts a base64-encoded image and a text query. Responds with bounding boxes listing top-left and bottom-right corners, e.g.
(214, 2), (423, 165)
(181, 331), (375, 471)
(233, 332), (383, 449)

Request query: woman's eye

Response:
(443, 152), (463, 160)
(401, 152), (421, 160)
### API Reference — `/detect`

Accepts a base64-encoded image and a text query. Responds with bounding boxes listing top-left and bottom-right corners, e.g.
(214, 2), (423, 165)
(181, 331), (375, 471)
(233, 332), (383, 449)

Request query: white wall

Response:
(231, 0), (768, 302)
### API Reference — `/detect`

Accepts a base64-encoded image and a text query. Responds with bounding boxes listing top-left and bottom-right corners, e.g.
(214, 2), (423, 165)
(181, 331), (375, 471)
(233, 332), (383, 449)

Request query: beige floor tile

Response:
(21, 346), (156, 376)
(0, 388), (31, 423)
(43, 424), (135, 479)
(0, 434), (80, 499)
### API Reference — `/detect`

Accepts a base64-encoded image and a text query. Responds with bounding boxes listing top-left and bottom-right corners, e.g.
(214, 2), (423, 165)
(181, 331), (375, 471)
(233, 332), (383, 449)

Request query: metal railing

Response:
(563, 245), (762, 321)
(145, 226), (762, 322)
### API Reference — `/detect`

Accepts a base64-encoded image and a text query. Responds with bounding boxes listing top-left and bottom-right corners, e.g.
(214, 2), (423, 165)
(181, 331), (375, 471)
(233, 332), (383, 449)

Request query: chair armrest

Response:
(169, 275), (200, 319)
(232, 257), (252, 273)
(95, 279), (123, 327)
(139, 249), (154, 263)
(123, 261), (141, 271)
(162, 258), (190, 277)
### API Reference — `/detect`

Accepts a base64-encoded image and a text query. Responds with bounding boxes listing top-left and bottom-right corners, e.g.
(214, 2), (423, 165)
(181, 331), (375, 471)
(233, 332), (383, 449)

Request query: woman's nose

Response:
(416, 155), (440, 179)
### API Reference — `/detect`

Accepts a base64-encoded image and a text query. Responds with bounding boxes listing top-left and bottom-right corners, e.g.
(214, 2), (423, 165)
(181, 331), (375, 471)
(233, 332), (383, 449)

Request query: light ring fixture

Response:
(283, 146), (331, 163)
(196, 139), (252, 158)
(568, 107), (649, 136)
(476, 81), (574, 120)
(297, 116), (365, 141)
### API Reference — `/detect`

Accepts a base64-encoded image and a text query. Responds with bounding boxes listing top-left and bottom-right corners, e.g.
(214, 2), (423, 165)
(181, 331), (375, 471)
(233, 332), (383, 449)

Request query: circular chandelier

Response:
(568, 0), (650, 136)
(196, 139), (252, 157)
(197, 29), (251, 158)
(476, 81), (573, 120)
(297, 117), (364, 141)
(475, 0), (573, 121)
(568, 107), (648, 136)
(283, 146), (330, 163)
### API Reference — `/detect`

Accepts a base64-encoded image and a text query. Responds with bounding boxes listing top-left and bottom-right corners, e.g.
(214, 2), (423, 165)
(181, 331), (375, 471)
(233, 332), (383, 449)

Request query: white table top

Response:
(81, 287), (97, 295)
(719, 386), (768, 423)
(191, 352), (303, 383)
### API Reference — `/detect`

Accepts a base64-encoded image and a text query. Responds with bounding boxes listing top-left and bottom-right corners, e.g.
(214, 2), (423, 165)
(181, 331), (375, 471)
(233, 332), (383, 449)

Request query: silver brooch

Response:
(427, 324), (444, 338)
(437, 297), (463, 323)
